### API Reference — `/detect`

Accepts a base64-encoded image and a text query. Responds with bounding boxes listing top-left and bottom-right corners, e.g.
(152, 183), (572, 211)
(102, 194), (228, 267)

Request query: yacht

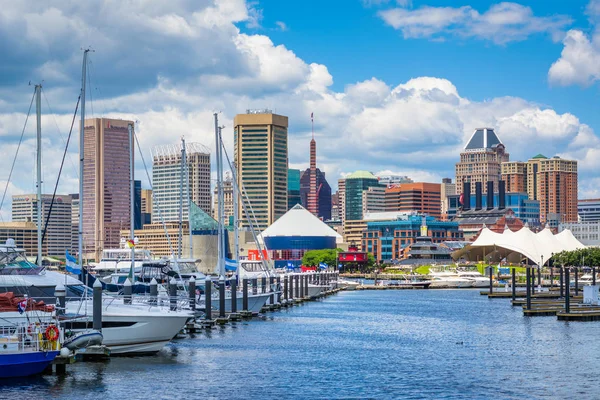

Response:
(336, 278), (360, 290)
(457, 270), (490, 288)
(91, 247), (153, 278)
(0, 241), (192, 355)
(429, 271), (472, 288)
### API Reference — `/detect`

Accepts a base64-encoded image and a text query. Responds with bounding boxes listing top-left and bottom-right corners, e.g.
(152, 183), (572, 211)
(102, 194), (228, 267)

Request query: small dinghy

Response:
(63, 330), (103, 351)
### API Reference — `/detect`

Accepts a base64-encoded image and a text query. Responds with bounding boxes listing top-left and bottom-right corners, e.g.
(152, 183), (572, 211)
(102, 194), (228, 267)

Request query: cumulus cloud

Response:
(0, 0), (596, 212)
(378, 2), (572, 44)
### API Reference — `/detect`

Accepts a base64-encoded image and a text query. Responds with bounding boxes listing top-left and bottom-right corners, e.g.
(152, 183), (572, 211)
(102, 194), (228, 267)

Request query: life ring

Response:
(45, 325), (59, 342)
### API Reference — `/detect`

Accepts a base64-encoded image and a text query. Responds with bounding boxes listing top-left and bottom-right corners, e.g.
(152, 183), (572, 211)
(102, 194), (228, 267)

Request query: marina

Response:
(3, 288), (600, 399)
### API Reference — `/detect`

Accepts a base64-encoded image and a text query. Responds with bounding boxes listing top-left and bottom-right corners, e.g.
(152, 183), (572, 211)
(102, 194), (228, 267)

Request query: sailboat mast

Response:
(218, 126), (226, 279)
(213, 114), (223, 278)
(232, 160), (239, 278)
(35, 84), (42, 268)
(128, 123), (135, 283)
(78, 49), (89, 270)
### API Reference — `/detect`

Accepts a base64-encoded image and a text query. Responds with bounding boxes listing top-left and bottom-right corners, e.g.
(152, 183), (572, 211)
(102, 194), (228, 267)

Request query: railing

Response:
(0, 322), (60, 352)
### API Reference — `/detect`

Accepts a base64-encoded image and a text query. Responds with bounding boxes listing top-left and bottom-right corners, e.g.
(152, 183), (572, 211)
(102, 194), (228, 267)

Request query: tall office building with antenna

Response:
(82, 118), (133, 261)
(234, 110), (288, 231)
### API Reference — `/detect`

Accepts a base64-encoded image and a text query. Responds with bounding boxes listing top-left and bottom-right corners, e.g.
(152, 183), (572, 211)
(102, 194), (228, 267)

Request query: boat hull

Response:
(0, 350), (59, 378)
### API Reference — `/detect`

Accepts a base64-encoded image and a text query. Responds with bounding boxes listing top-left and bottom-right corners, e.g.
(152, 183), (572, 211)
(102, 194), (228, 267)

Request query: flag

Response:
(65, 249), (82, 274)
(126, 239), (135, 249)
(17, 299), (27, 314)
(225, 257), (238, 272)
(287, 262), (295, 270)
(310, 112), (313, 121)
(319, 262), (327, 270)
(459, 192), (464, 205)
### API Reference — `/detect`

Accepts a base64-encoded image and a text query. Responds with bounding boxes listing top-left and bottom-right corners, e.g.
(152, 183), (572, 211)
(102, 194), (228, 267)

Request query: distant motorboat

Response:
(429, 271), (472, 288)
(457, 270), (490, 288)
(336, 278), (360, 290)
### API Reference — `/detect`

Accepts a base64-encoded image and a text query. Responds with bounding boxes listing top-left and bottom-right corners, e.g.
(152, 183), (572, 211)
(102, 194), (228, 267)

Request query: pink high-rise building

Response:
(82, 118), (134, 261)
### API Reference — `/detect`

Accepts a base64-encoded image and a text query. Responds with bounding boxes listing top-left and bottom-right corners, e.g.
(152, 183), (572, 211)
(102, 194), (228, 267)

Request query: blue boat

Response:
(0, 350), (59, 378)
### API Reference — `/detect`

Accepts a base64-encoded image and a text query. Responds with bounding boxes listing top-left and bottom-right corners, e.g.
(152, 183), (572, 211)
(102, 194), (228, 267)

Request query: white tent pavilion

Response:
(452, 226), (585, 266)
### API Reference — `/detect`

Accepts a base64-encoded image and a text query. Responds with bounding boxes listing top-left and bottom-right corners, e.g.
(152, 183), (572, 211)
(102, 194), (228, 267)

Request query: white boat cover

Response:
(452, 226), (585, 266)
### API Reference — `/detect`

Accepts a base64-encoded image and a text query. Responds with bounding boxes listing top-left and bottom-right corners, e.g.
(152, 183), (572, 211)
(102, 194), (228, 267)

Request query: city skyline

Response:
(1, 1), (600, 222)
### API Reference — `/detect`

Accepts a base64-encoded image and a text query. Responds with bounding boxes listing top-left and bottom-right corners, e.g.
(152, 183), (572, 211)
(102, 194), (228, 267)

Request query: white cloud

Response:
(275, 21), (288, 31)
(378, 2), (572, 44)
(0, 0), (595, 207)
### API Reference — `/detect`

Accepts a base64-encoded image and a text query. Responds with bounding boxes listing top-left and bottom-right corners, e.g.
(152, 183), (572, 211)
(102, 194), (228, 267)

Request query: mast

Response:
(213, 114), (223, 279)
(35, 84), (42, 268)
(218, 126), (225, 279)
(178, 138), (184, 259)
(232, 160), (239, 278)
(78, 49), (89, 271)
(128, 123), (135, 283)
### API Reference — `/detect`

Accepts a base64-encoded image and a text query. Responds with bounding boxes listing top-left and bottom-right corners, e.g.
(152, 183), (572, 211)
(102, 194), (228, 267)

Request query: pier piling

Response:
(261, 277), (267, 294)
(565, 267), (570, 313)
(205, 277), (213, 322)
(150, 278), (158, 306)
(489, 266), (493, 295)
(169, 278), (177, 311)
(298, 274), (304, 302)
(252, 278), (258, 295)
(283, 276), (288, 305)
(269, 276), (275, 306)
(560, 266), (564, 298)
(93, 279), (102, 331)
(575, 267), (579, 296)
(289, 274), (295, 302)
(124, 278), (132, 305)
(594, 267), (597, 286)
(231, 278), (237, 313)
(511, 268), (516, 302)
(304, 274), (309, 298)
(189, 277), (196, 311)
(276, 276), (281, 305)
(242, 278), (249, 312)
(54, 283), (65, 318)
(525, 267), (531, 311)
(218, 279), (226, 318)
(295, 274), (300, 299)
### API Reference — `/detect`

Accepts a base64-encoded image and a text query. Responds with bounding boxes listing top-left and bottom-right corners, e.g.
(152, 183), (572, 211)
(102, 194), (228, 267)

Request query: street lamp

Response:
(538, 254), (543, 290)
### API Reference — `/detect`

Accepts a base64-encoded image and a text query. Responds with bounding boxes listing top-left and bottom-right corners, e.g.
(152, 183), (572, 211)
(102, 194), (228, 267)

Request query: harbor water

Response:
(3, 289), (599, 399)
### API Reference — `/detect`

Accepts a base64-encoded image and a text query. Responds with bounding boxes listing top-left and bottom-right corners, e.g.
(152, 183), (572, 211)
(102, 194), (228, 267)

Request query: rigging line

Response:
(133, 129), (176, 260)
(39, 94), (81, 251)
(41, 90), (79, 179)
(0, 89), (36, 222)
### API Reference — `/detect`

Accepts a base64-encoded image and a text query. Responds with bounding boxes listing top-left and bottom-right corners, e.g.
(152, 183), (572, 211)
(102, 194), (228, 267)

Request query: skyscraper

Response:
(455, 128), (509, 196)
(528, 155), (578, 224)
(151, 142), (211, 224)
(501, 155), (578, 224)
(384, 183), (442, 219)
(11, 194), (72, 257)
(337, 179), (346, 223)
(82, 118), (133, 261)
(440, 178), (456, 220)
(234, 110), (288, 231)
(344, 171), (381, 221)
(287, 169), (301, 210)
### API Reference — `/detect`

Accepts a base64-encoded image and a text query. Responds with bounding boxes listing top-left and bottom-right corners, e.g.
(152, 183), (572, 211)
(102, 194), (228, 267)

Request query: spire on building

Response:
(308, 112), (318, 215)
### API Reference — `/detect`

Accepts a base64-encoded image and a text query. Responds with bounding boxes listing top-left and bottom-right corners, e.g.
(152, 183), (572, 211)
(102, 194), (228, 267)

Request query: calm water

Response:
(3, 290), (599, 399)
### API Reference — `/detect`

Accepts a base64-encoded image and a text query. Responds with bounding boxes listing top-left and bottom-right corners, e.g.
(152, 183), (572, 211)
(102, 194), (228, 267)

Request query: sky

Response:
(1, 0), (600, 219)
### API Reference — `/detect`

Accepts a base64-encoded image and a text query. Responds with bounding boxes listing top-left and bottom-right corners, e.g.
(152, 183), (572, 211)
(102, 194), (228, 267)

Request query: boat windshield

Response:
(0, 246), (42, 275)
(240, 261), (266, 273)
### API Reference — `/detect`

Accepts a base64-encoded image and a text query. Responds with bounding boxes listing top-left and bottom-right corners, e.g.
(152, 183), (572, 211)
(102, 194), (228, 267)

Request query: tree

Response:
(302, 249), (343, 267)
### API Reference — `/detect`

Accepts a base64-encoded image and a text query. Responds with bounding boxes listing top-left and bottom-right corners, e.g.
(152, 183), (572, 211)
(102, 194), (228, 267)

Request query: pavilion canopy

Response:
(451, 226), (585, 266)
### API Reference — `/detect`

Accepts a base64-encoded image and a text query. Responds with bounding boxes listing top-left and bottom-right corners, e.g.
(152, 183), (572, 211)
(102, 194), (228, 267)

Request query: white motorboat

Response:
(457, 270), (490, 288)
(336, 278), (360, 290)
(429, 271), (472, 288)
(64, 297), (192, 354)
(92, 247), (153, 278)
(579, 274), (595, 286)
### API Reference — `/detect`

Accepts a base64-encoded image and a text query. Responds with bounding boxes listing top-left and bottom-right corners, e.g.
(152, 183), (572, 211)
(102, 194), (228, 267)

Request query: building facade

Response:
(152, 142), (211, 224)
(579, 199), (600, 222)
(455, 128), (509, 196)
(362, 186), (386, 216)
(70, 194), (79, 255)
(363, 214), (462, 262)
(440, 178), (456, 220)
(300, 168), (332, 220)
(0, 222), (40, 256)
(344, 171), (380, 221)
(384, 182), (442, 219)
(234, 110), (288, 231)
(446, 192), (540, 225)
(532, 156), (578, 224)
(82, 118), (134, 261)
(11, 194), (72, 257)
(559, 221), (600, 246)
(377, 175), (413, 186)
(501, 161), (527, 193)
(287, 169), (301, 210)
(337, 179), (346, 223)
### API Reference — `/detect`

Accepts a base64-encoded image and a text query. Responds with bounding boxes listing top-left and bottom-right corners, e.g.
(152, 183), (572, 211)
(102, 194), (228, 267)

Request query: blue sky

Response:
(0, 0), (600, 218)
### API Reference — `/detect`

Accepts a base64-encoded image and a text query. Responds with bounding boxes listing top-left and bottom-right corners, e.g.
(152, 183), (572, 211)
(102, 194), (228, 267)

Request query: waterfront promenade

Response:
(4, 289), (600, 399)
